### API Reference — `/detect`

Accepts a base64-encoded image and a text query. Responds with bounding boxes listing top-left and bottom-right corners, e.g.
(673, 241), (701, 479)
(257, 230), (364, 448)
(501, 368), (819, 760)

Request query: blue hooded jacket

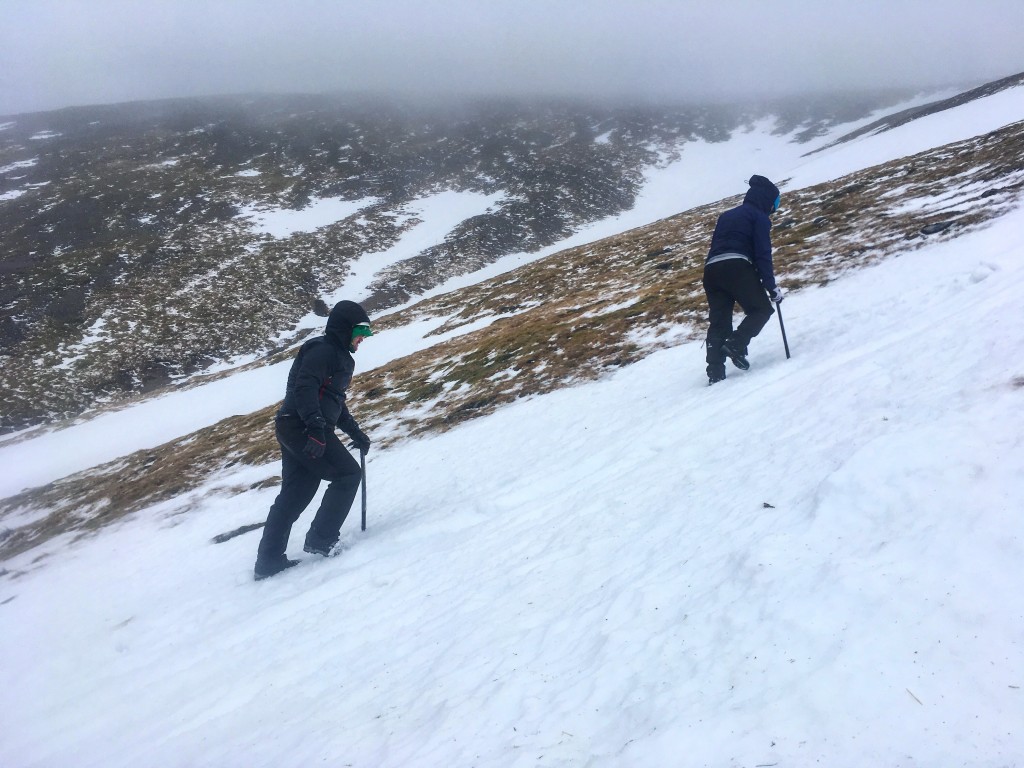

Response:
(705, 174), (780, 291)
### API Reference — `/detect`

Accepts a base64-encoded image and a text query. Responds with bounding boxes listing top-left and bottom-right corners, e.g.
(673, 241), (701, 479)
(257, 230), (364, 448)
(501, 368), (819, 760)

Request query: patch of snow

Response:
(575, 299), (638, 320)
(54, 318), (112, 370)
(54, 321), (111, 372)
(885, 170), (1024, 216)
(237, 195), (380, 238)
(321, 190), (505, 306)
(0, 158), (37, 174)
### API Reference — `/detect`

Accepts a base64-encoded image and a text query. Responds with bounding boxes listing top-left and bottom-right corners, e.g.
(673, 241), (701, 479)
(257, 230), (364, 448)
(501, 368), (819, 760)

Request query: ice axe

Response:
(776, 300), (791, 359)
(360, 450), (367, 531)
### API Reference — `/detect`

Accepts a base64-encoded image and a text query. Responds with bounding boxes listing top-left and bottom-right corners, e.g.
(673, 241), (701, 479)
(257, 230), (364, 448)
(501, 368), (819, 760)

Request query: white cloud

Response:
(2, 0), (1023, 114)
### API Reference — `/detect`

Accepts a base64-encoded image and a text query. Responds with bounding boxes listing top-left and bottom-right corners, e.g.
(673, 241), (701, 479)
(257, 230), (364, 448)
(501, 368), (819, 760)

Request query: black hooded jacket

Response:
(278, 300), (371, 435)
(705, 175), (780, 291)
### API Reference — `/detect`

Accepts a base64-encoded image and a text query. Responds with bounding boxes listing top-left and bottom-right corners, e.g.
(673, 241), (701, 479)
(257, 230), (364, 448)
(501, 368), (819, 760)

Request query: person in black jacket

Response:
(254, 300), (373, 580)
(702, 174), (785, 385)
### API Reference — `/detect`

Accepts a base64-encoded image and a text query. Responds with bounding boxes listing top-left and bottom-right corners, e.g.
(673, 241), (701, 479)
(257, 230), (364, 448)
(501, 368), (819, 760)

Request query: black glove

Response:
(347, 425), (371, 454)
(768, 285), (785, 303)
(302, 425), (327, 459)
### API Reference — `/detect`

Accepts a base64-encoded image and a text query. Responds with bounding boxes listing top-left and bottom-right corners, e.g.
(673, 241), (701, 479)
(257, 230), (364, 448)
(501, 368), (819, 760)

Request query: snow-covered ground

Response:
(2, 181), (1022, 768)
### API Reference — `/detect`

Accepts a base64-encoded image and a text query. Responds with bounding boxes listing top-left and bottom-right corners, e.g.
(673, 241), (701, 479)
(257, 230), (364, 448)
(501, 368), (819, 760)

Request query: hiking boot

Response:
(254, 556), (299, 581)
(708, 372), (726, 386)
(303, 532), (338, 557)
(721, 337), (750, 370)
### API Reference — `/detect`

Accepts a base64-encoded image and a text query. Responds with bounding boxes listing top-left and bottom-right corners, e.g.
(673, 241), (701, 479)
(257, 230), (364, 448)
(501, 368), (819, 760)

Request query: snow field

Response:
(1, 203), (1022, 767)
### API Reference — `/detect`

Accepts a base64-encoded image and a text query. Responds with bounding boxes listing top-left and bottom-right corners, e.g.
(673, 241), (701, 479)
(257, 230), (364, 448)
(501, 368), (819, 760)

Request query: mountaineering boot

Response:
(254, 556), (299, 581)
(705, 331), (728, 386)
(721, 336), (750, 371)
(303, 530), (338, 557)
(706, 363), (726, 386)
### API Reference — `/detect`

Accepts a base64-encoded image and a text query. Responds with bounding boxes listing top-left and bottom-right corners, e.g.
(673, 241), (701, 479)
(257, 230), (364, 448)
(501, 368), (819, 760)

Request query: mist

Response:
(2, 0), (1023, 116)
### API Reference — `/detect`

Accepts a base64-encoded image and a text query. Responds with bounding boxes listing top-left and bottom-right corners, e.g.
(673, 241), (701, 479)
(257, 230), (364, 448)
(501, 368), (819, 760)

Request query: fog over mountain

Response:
(3, 0), (1023, 115)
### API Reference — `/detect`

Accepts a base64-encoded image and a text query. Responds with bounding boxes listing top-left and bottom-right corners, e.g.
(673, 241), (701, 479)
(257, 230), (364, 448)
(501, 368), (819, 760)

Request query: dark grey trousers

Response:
(702, 258), (774, 377)
(256, 415), (361, 564)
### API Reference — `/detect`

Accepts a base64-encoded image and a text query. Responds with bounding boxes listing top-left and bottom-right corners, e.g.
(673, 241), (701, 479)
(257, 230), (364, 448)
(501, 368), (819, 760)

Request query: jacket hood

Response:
(325, 300), (371, 347)
(743, 174), (780, 215)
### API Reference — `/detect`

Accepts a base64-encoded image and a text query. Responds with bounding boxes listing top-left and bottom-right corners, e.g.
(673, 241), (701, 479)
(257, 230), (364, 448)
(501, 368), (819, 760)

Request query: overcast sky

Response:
(2, 0), (1023, 116)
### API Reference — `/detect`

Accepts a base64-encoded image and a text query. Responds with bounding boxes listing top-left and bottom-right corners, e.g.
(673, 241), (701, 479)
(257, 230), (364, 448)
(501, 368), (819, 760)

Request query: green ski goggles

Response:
(352, 323), (373, 339)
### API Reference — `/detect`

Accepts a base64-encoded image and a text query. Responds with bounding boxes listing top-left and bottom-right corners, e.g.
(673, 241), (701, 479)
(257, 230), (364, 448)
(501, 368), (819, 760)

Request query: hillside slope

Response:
(2, 109), (1022, 560)
(1, 182), (1021, 768)
(1, 75), (1023, 768)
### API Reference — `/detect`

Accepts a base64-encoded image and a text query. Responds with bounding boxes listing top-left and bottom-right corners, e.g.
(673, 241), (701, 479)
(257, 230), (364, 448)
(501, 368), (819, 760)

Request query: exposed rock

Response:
(44, 288), (88, 324)
(920, 221), (954, 235)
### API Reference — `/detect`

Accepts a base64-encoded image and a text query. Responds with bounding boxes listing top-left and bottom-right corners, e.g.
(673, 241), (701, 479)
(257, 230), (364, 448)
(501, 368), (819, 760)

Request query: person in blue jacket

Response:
(702, 174), (785, 384)
(254, 300), (373, 580)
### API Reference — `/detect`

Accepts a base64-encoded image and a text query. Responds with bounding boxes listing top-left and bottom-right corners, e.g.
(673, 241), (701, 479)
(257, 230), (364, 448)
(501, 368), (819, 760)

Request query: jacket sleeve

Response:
(292, 345), (333, 430)
(336, 406), (359, 435)
(752, 212), (776, 291)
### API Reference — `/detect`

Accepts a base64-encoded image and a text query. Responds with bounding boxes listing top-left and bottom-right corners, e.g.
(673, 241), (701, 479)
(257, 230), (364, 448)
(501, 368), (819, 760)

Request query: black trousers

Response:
(256, 415), (362, 563)
(702, 259), (774, 376)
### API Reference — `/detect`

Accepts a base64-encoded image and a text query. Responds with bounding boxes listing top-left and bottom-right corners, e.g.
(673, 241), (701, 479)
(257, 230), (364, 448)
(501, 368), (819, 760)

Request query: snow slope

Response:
(1, 179), (1022, 765)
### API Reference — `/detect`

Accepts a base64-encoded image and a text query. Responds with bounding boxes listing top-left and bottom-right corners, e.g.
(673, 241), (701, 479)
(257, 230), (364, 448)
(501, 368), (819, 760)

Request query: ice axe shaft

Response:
(360, 450), (367, 531)
(776, 301), (791, 359)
